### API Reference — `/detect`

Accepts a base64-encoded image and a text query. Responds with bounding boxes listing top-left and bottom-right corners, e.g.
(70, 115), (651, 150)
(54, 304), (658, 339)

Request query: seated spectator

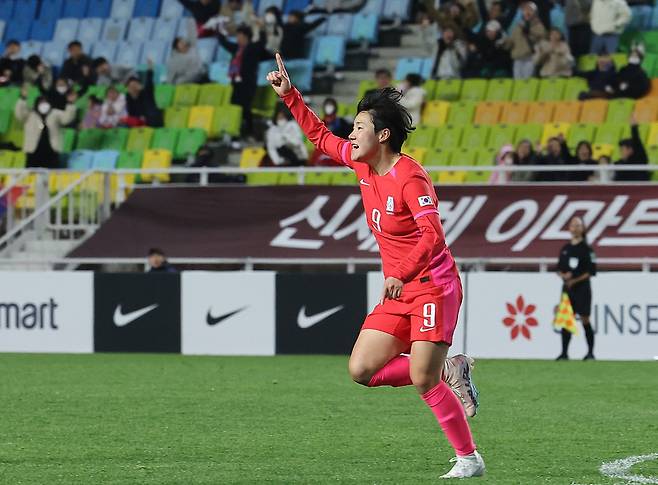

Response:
(80, 95), (103, 129)
(464, 20), (511, 78)
(0, 40), (24, 86)
(310, 97), (352, 166)
(99, 86), (127, 128)
(92, 57), (134, 87)
(568, 141), (597, 181)
(264, 106), (308, 166)
(365, 69), (393, 97)
(504, 2), (546, 79)
(490, 144), (515, 184)
(590, 0), (631, 54)
(579, 51), (616, 99)
(565, 0), (592, 58)
(431, 27), (467, 79)
(43, 77), (73, 110)
(15, 85), (77, 168)
(22, 55), (53, 91)
(147, 248), (177, 273)
(177, 0), (220, 38)
(614, 117), (649, 181)
(536, 135), (570, 182)
(167, 38), (207, 85)
(423, 0), (478, 41)
(512, 139), (538, 182)
(534, 28), (574, 78)
(218, 0), (258, 36)
(124, 65), (163, 127)
(262, 6), (284, 54)
(280, 10), (326, 60)
(60, 41), (93, 85)
(398, 73), (426, 127)
(611, 48), (650, 99)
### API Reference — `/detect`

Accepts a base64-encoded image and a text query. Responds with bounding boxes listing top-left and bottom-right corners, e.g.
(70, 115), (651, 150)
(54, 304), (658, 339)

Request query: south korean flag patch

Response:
(418, 195), (433, 207)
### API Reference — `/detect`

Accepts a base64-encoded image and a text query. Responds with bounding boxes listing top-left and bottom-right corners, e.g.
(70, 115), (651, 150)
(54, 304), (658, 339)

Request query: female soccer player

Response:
(556, 216), (597, 360)
(267, 54), (484, 479)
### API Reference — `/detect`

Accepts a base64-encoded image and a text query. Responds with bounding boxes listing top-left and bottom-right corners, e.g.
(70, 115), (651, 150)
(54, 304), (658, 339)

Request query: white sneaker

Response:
(440, 451), (485, 479)
(443, 354), (479, 417)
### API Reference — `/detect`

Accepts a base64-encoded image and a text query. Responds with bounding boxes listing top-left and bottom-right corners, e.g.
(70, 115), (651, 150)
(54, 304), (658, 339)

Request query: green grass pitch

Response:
(0, 354), (657, 484)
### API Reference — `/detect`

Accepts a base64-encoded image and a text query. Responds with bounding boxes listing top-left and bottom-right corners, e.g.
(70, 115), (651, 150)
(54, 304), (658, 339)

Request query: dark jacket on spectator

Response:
(218, 32), (272, 89)
(126, 70), (163, 127)
(567, 155), (597, 181)
(177, 0), (220, 25)
(536, 141), (571, 182)
(60, 54), (92, 84)
(464, 30), (511, 77)
(0, 56), (24, 85)
(280, 17), (326, 59)
(613, 63), (650, 99)
(584, 63), (616, 92)
(614, 125), (650, 181)
(475, 0), (517, 31)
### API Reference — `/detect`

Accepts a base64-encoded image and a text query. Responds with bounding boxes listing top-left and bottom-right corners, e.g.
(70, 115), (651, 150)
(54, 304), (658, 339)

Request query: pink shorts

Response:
(362, 277), (463, 350)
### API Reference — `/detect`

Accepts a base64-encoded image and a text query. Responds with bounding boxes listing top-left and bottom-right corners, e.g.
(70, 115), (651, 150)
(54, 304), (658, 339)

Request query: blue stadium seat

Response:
(77, 18), (103, 47)
(12, 0), (37, 21)
(283, 0), (310, 15)
(312, 35), (345, 68)
(0, 0), (14, 20)
(257, 60), (276, 86)
(215, 46), (231, 62)
(42, 41), (67, 66)
(0, 20), (5, 41)
(361, 0), (384, 15)
(127, 17), (155, 42)
(630, 5), (652, 29)
(3, 17), (30, 42)
(110, 0), (135, 18)
(420, 58), (433, 79)
(53, 18), (79, 43)
(63, 0), (89, 18)
(152, 16), (178, 42)
(86, 0), (112, 17)
(140, 40), (167, 65)
(651, 6), (658, 28)
(257, 0), (283, 16)
(549, 5), (565, 34)
(29, 17), (56, 42)
(68, 150), (94, 169)
(326, 13), (353, 36)
(305, 14), (327, 36)
(395, 57), (424, 80)
(349, 13), (378, 43)
(92, 150), (119, 169)
(92, 41), (118, 62)
(382, 0), (410, 20)
(20, 40), (43, 57)
(176, 17), (194, 38)
(159, 0), (183, 17)
(40, 0), (64, 19)
(285, 58), (313, 91)
(133, 0), (160, 17)
(208, 61), (230, 84)
(196, 38), (217, 64)
(101, 18), (128, 42)
(115, 40), (142, 66)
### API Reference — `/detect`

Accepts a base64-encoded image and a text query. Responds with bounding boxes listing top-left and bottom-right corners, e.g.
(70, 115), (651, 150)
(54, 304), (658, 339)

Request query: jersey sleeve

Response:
(280, 87), (354, 169)
(401, 173), (440, 220)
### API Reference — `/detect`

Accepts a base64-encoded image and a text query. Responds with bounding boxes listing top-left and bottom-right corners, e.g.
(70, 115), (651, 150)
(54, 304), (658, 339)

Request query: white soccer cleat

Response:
(440, 451), (486, 479)
(444, 354), (479, 417)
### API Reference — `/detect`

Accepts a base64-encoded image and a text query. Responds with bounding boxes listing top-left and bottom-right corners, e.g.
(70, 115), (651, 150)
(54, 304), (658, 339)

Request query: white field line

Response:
(599, 453), (658, 484)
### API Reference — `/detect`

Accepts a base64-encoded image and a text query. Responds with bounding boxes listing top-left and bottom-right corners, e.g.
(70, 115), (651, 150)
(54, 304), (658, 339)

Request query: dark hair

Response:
(570, 216), (588, 244)
(356, 87), (414, 153)
(236, 25), (253, 39)
(550, 27), (564, 40)
(68, 40), (82, 49)
(172, 37), (186, 50)
(375, 68), (392, 78)
(405, 73), (422, 87)
(92, 57), (108, 69)
(26, 55), (41, 69)
(6, 39), (19, 47)
(576, 140), (592, 158)
(88, 95), (102, 105)
(272, 103), (292, 122)
(619, 138), (634, 149)
(265, 6), (283, 25)
(289, 9), (304, 20)
(323, 97), (337, 109)
(126, 75), (141, 85)
(148, 248), (165, 256)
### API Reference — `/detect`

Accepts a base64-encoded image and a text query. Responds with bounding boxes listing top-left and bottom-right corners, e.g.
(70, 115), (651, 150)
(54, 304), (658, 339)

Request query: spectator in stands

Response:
(15, 86), (77, 169)
(614, 117), (649, 181)
(590, 0), (631, 54)
(99, 86), (127, 129)
(81, 95), (103, 129)
(431, 27), (467, 80)
(177, 0), (220, 38)
(280, 10), (326, 60)
(60, 41), (93, 85)
(310, 97), (352, 165)
(426, 0), (479, 41)
(264, 105), (308, 166)
(262, 6), (284, 55)
(595, 155), (613, 182)
(0, 40), (24, 86)
(22, 55), (53, 91)
(365, 69), (393, 97)
(307, 0), (367, 13)
(567, 141), (597, 181)
(147, 248), (177, 273)
(124, 64), (164, 127)
(512, 139), (538, 182)
(218, 0), (258, 36)
(475, 0), (516, 32)
(42, 77), (73, 110)
(536, 135), (570, 181)
(504, 2), (546, 79)
(167, 38), (207, 85)
(611, 48), (650, 99)
(92, 57), (134, 87)
(579, 51), (616, 99)
(534, 28), (574, 78)
(417, 11), (440, 57)
(489, 144), (515, 184)
(398, 73), (426, 127)
(565, 0), (592, 58)
(464, 20), (511, 78)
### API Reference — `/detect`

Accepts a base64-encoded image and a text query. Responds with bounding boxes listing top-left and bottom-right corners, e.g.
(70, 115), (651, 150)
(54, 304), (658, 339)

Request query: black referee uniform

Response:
(557, 240), (597, 359)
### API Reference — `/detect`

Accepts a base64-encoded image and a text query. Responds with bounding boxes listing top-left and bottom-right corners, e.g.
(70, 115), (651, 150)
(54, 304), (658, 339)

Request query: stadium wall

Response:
(0, 271), (656, 360)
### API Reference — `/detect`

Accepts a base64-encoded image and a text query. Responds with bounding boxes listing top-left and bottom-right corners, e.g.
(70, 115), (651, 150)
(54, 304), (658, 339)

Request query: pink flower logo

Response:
(502, 295), (538, 340)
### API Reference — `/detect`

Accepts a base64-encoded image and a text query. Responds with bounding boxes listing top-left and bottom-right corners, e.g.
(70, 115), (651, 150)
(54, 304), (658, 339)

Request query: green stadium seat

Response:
(151, 128), (181, 154)
(12, 151), (26, 169)
(577, 54), (597, 72)
(278, 171), (299, 185)
(476, 147), (497, 165)
(514, 123), (543, 145)
(567, 123), (596, 147)
(434, 124), (463, 149)
(485, 78), (513, 101)
(406, 125), (437, 148)
(212, 104), (242, 137)
(606, 99), (635, 124)
(645, 31), (658, 54)
(537, 78), (567, 101)
(117, 151), (143, 169)
(435, 79), (462, 101)
(164, 106), (190, 129)
(465, 148), (496, 182)
(0, 109), (10, 133)
(422, 79), (437, 100)
(446, 101), (476, 125)
(252, 87), (279, 118)
(611, 53), (627, 68)
(488, 124), (516, 149)
(460, 79), (488, 101)
(563, 78), (588, 100)
(511, 78), (539, 101)
(198, 84), (232, 106)
(62, 128), (76, 153)
(331, 171), (357, 185)
(0, 150), (14, 168)
(450, 147), (479, 166)
(172, 84), (200, 106)
(155, 84), (175, 109)
(0, 87), (20, 110)
(460, 124), (490, 148)
(76, 129), (104, 150)
(305, 171), (334, 185)
(357, 80), (378, 100)
(247, 172), (279, 185)
(100, 128), (129, 150)
(174, 128), (206, 158)
(639, 123), (650, 144)
(126, 127), (154, 152)
(594, 123), (626, 145)
(642, 53), (658, 77)
(424, 147), (452, 166)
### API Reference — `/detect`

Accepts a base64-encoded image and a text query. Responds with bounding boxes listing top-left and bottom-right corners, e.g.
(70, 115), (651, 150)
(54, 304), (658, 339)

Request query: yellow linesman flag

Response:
(553, 292), (578, 334)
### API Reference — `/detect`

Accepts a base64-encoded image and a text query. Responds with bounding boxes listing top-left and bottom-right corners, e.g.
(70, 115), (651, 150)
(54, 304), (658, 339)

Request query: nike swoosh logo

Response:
(113, 304), (158, 327)
(359, 178), (370, 186)
(297, 305), (344, 329)
(206, 306), (248, 326)
(419, 326), (436, 333)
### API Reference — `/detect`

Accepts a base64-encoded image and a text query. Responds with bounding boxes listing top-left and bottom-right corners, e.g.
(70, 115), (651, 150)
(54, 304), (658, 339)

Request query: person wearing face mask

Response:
(398, 74), (426, 128)
(0, 40), (24, 85)
(15, 86), (77, 168)
(610, 48), (650, 99)
(41, 77), (73, 111)
(310, 98), (352, 166)
(489, 144), (516, 184)
(264, 105), (308, 166)
(262, 6), (284, 54)
(99, 85), (127, 128)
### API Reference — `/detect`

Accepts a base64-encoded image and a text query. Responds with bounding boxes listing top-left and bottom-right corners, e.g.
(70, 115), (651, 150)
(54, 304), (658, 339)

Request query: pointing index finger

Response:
(275, 52), (288, 75)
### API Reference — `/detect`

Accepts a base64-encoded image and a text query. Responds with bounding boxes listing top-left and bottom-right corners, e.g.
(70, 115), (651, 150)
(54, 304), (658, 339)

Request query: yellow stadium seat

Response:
(541, 123), (571, 146)
(634, 98), (658, 124)
(421, 100), (450, 127)
(526, 102), (555, 124)
(592, 143), (614, 159)
(14, 174), (37, 210)
(438, 165), (467, 184)
(647, 122), (658, 146)
(649, 79), (658, 98)
(579, 99), (608, 123)
(552, 101), (582, 123)
(188, 105), (215, 133)
(141, 149), (172, 182)
(239, 147), (266, 168)
(48, 171), (83, 193)
(405, 147), (427, 164)
(500, 102), (528, 124)
(474, 102), (502, 124)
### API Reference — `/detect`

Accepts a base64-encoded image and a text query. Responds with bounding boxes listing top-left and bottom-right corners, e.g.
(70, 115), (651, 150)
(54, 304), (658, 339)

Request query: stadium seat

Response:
(13, 0), (38, 21)
(63, 0), (88, 17)
(636, 99), (658, 124)
(283, 0), (310, 14)
(487, 124), (516, 149)
(405, 147), (427, 164)
(450, 147), (480, 167)
(175, 128), (206, 158)
(424, 147), (452, 166)
(536, 78), (566, 101)
(500, 102), (528, 124)
(151, 127), (179, 152)
(514, 123), (543, 145)
(465, 148), (496, 182)
(196, 38), (218, 65)
(212, 104), (242, 137)
(304, 170), (335, 185)
(326, 13), (353, 37)
(357, 80), (378, 100)
(592, 143), (614, 159)
(0, 109), (11, 133)
(563, 77), (588, 100)
(115, 41), (142, 66)
(552, 101), (582, 123)
(21, 41), (43, 58)
(511, 78), (539, 102)
(406, 126), (437, 148)
(434, 124), (463, 149)
(91, 41), (118, 62)
(422, 79), (437, 100)
(87, 0), (112, 17)
(526, 102), (555, 124)
(421, 101), (449, 127)
(579, 99), (608, 123)
(188, 105), (215, 133)
(208, 61), (230, 84)
(239, 147), (266, 168)
(77, 18), (104, 47)
(76, 129), (104, 150)
(278, 171), (303, 184)
(251, 87), (278, 118)
(68, 150), (95, 170)
(114, 151), (141, 194)
(159, 0), (183, 17)
(127, 17), (155, 42)
(594, 123), (625, 145)
(53, 18), (79, 43)
(395, 57), (424, 81)
(173, 84), (200, 106)
(198, 84), (231, 106)
(4, 17), (30, 41)
(434, 79), (462, 101)
(460, 124), (490, 148)
(312, 35), (345, 68)
(246, 171), (280, 185)
(125, 127), (154, 152)
(29, 18), (56, 42)
(460, 79), (488, 101)
(382, 0), (410, 20)
(140, 40), (167, 65)
(541, 123), (570, 146)
(606, 99), (635, 124)
(152, 17), (178, 44)
(102, 18), (128, 42)
(567, 123), (596, 147)
(331, 171), (358, 185)
(133, 0), (160, 16)
(164, 107), (190, 128)
(474, 102), (502, 124)
(39, 0), (64, 19)
(141, 149), (172, 182)
(92, 150), (119, 169)
(349, 13), (378, 44)
(100, 128), (129, 150)
(284, 59), (313, 92)
(111, 0), (135, 18)
(0, 150), (15, 168)
(437, 164), (467, 184)
(485, 79), (513, 101)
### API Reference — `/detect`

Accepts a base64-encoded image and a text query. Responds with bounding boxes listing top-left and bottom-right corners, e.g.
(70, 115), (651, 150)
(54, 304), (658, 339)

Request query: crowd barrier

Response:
(1, 271), (656, 360)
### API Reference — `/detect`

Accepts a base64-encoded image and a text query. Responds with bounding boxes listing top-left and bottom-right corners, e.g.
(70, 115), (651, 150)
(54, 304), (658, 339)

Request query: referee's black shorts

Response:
(567, 283), (592, 317)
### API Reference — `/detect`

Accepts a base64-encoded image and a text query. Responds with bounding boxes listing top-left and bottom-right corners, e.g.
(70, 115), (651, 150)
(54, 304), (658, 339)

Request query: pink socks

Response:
(422, 381), (476, 456)
(367, 355), (413, 387)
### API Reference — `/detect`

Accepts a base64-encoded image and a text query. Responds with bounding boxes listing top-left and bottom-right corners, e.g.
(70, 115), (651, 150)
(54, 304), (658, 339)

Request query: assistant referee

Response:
(556, 216), (597, 360)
